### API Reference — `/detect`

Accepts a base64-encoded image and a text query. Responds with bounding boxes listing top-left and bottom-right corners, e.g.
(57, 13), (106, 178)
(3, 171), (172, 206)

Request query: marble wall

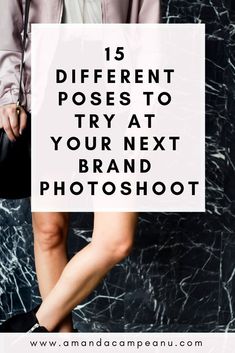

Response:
(0, 0), (234, 332)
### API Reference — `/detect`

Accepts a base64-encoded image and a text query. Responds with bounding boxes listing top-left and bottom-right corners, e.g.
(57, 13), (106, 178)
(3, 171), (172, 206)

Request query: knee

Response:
(34, 221), (67, 252)
(92, 231), (134, 266)
(112, 238), (133, 263)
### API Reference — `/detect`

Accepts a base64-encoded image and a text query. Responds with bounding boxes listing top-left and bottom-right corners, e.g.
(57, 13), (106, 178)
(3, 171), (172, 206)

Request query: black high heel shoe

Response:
(0, 307), (48, 332)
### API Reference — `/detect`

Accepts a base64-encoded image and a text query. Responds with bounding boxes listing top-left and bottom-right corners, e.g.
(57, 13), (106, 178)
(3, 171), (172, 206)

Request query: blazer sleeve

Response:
(102, 0), (161, 23)
(137, 0), (161, 23)
(0, 0), (24, 107)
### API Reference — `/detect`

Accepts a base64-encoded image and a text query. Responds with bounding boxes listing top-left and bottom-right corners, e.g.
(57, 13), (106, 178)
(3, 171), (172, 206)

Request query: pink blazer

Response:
(0, 0), (160, 111)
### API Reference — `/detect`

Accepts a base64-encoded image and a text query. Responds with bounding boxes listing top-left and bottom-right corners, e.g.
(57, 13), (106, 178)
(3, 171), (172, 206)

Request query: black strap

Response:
(17, 0), (31, 107)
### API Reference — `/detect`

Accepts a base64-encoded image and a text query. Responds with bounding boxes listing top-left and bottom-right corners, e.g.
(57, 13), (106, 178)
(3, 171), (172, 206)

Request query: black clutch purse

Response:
(0, 0), (31, 199)
(0, 114), (31, 199)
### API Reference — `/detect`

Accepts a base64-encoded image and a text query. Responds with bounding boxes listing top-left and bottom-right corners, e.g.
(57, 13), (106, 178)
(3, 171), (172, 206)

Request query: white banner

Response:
(32, 24), (205, 212)
(0, 332), (233, 353)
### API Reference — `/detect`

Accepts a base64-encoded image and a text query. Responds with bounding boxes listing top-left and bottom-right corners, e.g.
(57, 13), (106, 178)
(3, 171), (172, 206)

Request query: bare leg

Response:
(36, 212), (138, 331)
(32, 212), (73, 332)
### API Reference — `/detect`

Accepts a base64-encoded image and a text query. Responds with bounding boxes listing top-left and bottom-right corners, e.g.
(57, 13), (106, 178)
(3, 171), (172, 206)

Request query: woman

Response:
(0, 0), (160, 332)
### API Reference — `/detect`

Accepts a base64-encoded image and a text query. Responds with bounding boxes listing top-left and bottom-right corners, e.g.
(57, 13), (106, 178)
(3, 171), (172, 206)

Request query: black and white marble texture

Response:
(0, 1), (234, 332)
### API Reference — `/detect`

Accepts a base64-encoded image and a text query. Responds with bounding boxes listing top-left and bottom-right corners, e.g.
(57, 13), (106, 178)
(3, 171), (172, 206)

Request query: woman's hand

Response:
(0, 103), (27, 142)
